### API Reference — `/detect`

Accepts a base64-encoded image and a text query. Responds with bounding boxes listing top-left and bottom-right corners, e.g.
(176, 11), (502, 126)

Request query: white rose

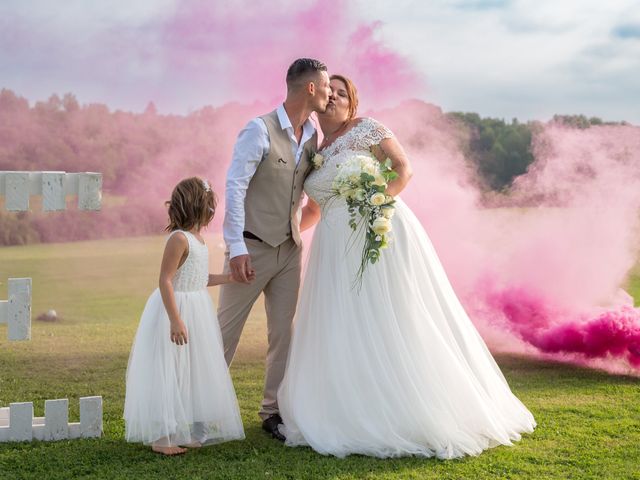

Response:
(363, 163), (377, 176)
(369, 192), (386, 206)
(372, 216), (392, 235)
(354, 189), (366, 202)
(372, 174), (386, 186)
(345, 188), (358, 200)
(357, 154), (374, 165)
(381, 206), (395, 219)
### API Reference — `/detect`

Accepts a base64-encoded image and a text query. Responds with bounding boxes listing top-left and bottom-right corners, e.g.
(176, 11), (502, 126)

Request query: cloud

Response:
(0, 0), (638, 123)
(360, 0), (640, 123)
(452, 0), (511, 10)
(613, 24), (640, 39)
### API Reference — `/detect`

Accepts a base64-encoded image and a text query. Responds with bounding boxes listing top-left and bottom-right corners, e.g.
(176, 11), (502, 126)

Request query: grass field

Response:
(0, 236), (639, 480)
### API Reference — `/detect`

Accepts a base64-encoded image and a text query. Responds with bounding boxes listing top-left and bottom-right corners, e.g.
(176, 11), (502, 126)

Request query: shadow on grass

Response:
(494, 353), (640, 387)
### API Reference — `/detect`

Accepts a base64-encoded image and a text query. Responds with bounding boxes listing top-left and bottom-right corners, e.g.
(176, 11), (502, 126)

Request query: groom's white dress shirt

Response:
(224, 104), (316, 259)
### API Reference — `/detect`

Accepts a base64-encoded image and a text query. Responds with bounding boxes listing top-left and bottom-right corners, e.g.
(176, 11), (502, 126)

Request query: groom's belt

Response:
(243, 231), (264, 242)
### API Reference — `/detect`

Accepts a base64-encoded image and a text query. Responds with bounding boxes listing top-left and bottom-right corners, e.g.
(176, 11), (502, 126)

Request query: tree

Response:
(144, 101), (157, 115)
(448, 112), (535, 191)
(62, 93), (80, 113)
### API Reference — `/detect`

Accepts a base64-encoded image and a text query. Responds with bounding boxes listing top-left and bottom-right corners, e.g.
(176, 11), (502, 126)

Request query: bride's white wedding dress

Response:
(277, 118), (535, 459)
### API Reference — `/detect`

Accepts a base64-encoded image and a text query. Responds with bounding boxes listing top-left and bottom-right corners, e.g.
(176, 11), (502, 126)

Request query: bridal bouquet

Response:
(331, 147), (398, 287)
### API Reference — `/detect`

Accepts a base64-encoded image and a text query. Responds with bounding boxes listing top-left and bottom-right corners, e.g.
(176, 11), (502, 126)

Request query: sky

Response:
(1, 0), (639, 123)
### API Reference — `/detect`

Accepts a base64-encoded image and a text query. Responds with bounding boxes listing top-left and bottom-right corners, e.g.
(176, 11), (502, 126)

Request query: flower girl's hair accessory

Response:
(202, 179), (211, 192)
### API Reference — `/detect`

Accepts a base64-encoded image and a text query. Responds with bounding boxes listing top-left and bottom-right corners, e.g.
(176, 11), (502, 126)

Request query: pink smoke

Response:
(373, 102), (640, 372)
(0, 0), (422, 112)
(487, 288), (640, 368)
(480, 123), (640, 371)
(159, 0), (423, 109)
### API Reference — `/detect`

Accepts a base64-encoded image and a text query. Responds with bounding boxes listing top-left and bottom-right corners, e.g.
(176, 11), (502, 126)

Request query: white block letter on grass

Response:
(42, 172), (66, 211)
(78, 173), (102, 211)
(0, 171), (102, 211)
(9, 402), (33, 442)
(5, 172), (29, 211)
(0, 397), (102, 442)
(80, 396), (103, 438)
(0, 278), (32, 341)
(44, 399), (69, 441)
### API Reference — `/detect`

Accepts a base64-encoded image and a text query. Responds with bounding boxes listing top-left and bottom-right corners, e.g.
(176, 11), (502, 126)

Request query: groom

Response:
(218, 58), (331, 441)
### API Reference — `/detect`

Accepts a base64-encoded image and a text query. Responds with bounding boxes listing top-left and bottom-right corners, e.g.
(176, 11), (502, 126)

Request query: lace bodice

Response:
(304, 117), (394, 208)
(169, 230), (209, 292)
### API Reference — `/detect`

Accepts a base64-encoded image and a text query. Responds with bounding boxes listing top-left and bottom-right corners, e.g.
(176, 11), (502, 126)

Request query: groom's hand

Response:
(230, 254), (254, 284)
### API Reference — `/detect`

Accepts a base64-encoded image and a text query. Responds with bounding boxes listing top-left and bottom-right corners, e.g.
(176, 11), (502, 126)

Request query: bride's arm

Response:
(300, 197), (321, 231)
(376, 137), (413, 197)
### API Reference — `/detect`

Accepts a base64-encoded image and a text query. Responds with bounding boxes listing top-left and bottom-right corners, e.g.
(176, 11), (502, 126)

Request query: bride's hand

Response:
(170, 319), (188, 345)
(375, 137), (413, 197)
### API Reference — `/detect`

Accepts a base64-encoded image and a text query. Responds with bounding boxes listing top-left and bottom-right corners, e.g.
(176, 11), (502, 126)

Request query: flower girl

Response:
(124, 177), (247, 455)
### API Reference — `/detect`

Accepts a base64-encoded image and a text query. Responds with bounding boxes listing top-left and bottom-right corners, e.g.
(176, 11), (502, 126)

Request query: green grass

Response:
(1, 236), (639, 480)
(626, 263), (640, 307)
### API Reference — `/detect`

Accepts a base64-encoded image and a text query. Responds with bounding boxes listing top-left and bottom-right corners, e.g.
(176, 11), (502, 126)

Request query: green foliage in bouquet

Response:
(330, 146), (398, 289)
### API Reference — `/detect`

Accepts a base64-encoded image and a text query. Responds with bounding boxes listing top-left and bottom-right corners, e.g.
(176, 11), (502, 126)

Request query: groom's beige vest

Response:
(243, 109), (317, 248)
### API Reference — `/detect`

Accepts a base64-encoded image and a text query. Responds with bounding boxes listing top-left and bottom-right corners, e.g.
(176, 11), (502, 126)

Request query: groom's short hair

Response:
(286, 58), (327, 90)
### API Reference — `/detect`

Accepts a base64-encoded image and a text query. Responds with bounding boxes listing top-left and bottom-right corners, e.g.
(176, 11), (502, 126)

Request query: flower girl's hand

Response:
(228, 269), (255, 283)
(170, 319), (188, 345)
(245, 268), (256, 282)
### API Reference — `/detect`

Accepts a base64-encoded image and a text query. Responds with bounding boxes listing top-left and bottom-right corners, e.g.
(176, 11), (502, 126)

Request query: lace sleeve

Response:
(358, 117), (394, 149)
(365, 117), (394, 144)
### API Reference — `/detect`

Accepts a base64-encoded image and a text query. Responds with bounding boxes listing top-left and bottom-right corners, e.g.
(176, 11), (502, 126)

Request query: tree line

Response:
(0, 88), (627, 245)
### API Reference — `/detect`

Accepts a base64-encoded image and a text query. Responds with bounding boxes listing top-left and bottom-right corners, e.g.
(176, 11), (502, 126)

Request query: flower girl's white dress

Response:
(278, 118), (536, 459)
(124, 230), (244, 447)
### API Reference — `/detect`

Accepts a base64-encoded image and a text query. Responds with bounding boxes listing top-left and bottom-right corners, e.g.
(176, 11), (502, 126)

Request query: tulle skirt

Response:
(124, 288), (244, 447)
(278, 199), (535, 459)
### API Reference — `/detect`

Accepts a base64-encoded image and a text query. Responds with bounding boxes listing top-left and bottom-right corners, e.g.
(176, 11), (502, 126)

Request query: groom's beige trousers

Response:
(218, 236), (301, 420)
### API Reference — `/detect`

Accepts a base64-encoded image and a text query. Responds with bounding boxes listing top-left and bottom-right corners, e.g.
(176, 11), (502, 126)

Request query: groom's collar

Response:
(276, 103), (315, 137)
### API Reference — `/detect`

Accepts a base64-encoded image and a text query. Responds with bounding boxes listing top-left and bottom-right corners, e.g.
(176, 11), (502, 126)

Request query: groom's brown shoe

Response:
(262, 414), (285, 442)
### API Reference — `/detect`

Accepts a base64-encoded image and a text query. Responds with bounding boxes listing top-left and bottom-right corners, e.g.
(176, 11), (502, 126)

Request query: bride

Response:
(277, 74), (536, 459)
